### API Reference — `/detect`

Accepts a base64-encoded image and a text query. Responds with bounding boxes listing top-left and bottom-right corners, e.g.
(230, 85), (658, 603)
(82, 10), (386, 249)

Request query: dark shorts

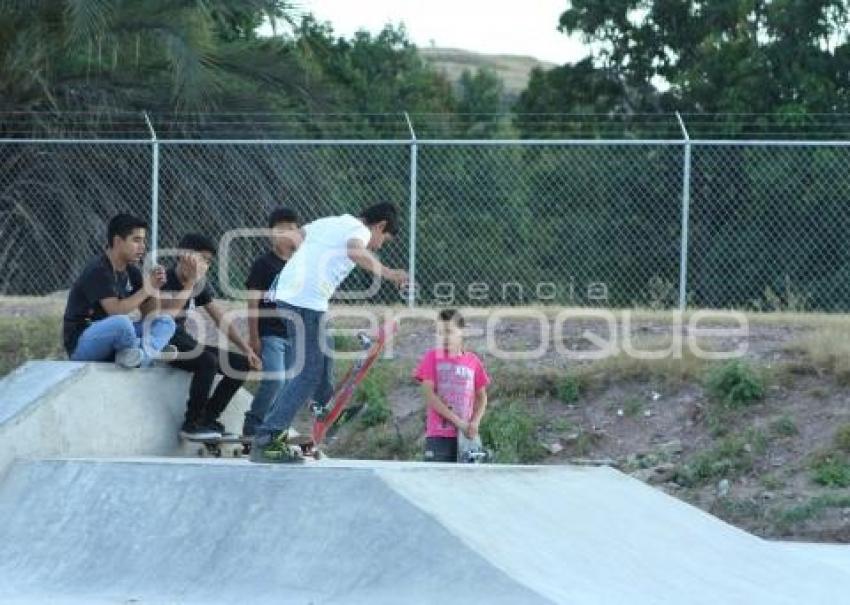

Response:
(424, 436), (457, 463)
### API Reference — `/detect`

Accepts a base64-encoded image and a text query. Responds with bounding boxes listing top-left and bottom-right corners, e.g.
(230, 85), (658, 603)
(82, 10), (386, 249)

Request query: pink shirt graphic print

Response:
(413, 348), (490, 438)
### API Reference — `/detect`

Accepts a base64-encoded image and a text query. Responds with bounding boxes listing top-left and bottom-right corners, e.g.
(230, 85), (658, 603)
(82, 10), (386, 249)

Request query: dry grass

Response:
(485, 334), (713, 400)
(576, 334), (711, 387)
(0, 315), (65, 377)
(783, 328), (850, 384)
(340, 305), (850, 330)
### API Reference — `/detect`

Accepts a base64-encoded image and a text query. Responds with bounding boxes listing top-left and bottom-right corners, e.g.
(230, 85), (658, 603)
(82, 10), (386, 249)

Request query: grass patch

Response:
(834, 424), (850, 453)
(488, 366), (589, 404)
(806, 386), (829, 399)
(332, 333), (363, 352)
(570, 430), (600, 457)
(676, 429), (769, 486)
(711, 496), (767, 524)
(480, 400), (545, 464)
(769, 415), (799, 438)
(760, 474), (785, 491)
(0, 316), (65, 378)
(810, 453), (850, 488)
(784, 328), (850, 385)
(557, 373), (582, 404)
(356, 369), (392, 428)
(332, 358), (408, 431)
(621, 396), (645, 418)
(774, 494), (850, 532)
(332, 423), (422, 461)
(581, 335), (709, 387)
(705, 403), (746, 438)
(548, 417), (575, 433)
(705, 360), (766, 409)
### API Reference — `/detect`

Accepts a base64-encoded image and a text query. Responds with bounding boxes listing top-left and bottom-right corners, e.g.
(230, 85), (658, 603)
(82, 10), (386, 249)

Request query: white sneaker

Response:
(115, 347), (144, 369)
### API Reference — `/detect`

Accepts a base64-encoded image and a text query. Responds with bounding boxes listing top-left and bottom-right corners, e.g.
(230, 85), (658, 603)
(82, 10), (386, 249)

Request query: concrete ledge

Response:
(0, 361), (251, 478)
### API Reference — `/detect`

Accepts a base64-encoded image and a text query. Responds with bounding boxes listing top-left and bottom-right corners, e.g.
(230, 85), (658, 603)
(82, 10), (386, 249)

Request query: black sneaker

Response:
(209, 420), (238, 439)
(180, 422), (222, 441)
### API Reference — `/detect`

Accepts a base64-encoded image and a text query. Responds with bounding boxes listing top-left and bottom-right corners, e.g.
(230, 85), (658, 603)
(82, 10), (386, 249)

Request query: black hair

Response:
(359, 203), (399, 236)
(178, 233), (217, 255)
(107, 213), (148, 247)
(267, 207), (299, 228)
(438, 308), (465, 328)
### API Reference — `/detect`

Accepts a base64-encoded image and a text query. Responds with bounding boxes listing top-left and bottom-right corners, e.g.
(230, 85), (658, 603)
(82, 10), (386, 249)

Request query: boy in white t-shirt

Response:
(251, 202), (407, 462)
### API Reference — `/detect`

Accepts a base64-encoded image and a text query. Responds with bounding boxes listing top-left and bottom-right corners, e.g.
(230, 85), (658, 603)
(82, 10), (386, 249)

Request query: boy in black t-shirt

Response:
(159, 233), (262, 440)
(242, 208), (300, 437)
(63, 213), (176, 367)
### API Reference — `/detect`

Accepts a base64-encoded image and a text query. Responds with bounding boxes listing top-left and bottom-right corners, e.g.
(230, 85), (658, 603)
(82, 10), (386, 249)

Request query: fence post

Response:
(676, 112), (692, 312)
(143, 112), (159, 261)
(404, 112), (418, 308)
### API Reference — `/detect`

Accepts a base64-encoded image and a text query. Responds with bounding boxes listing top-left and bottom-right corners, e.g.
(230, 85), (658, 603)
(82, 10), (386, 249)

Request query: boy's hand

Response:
(249, 336), (262, 358)
(246, 350), (263, 371)
(467, 420), (480, 439)
(146, 265), (167, 291)
(385, 268), (409, 288)
(457, 421), (471, 437)
(180, 255), (199, 286)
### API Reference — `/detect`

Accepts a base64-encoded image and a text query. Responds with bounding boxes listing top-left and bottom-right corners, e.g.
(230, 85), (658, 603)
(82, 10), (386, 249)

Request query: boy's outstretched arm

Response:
(420, 380), (468, 433)
(347, 239), (408, 286)
(468, 388), (488, 439)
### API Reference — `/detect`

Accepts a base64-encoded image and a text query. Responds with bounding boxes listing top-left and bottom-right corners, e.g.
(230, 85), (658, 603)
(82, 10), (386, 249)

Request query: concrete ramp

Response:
(1, 361), (848, 604)
(0, 458), (848, 605)
(0, 458), (551, 605)
(0, 361), (252, 477)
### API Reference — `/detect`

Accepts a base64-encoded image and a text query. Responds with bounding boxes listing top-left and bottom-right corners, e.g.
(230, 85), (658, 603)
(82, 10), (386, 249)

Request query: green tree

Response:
(455, 68), (507, 136)
(552, 0), (850, 114)
(0, 0), (303, 113)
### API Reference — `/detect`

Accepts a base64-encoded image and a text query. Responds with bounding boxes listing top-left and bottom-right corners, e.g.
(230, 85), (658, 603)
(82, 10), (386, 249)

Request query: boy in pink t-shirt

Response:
(413, 309), (490, 462)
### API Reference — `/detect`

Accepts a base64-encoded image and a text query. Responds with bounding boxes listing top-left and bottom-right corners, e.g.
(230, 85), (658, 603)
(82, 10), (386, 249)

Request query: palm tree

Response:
(0, 0), (305, 115)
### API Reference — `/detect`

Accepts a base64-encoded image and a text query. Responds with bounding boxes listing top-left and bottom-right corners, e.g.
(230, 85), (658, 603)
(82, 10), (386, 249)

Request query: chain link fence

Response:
(1, 114), (849, 312)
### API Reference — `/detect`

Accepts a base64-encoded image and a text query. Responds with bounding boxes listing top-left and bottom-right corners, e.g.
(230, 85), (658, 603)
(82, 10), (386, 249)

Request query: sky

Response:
(273, 0), (589, 64)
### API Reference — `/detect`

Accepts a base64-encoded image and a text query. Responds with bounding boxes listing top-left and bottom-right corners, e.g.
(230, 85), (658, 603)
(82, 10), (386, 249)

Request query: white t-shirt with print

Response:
(272, 214), (371, 311)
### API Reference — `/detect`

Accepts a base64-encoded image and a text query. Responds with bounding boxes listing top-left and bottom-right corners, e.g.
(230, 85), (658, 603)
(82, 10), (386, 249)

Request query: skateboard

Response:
(457, 432), (489, 463)
(183, 435), (252, 458)
(294, 320), (398, 459)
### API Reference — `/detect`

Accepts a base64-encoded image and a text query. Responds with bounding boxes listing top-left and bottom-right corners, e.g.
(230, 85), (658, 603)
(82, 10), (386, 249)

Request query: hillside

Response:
(419, 47), (556, 99)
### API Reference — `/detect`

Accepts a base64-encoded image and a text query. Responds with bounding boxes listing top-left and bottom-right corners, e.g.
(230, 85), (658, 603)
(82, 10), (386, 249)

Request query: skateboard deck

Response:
(294, 320), (398, 459)
(182, 435), (251, 458)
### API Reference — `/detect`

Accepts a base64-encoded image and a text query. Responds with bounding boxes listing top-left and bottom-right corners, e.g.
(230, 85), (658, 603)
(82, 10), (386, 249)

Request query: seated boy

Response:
(243, 207), (300, 437)
(159, 233), (262, 440)
(63, 213), (175, 367)
(413, 309), (490, 462)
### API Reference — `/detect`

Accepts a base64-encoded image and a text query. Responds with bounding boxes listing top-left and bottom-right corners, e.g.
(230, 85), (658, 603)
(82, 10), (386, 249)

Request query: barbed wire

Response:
(3, 112), (850, 141)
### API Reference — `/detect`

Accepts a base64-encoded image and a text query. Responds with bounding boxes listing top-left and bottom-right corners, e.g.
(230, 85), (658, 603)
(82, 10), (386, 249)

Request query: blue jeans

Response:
(242, 335), (290, 436)
(256, 302), (334, 438)
(70, 314), (176, 367)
